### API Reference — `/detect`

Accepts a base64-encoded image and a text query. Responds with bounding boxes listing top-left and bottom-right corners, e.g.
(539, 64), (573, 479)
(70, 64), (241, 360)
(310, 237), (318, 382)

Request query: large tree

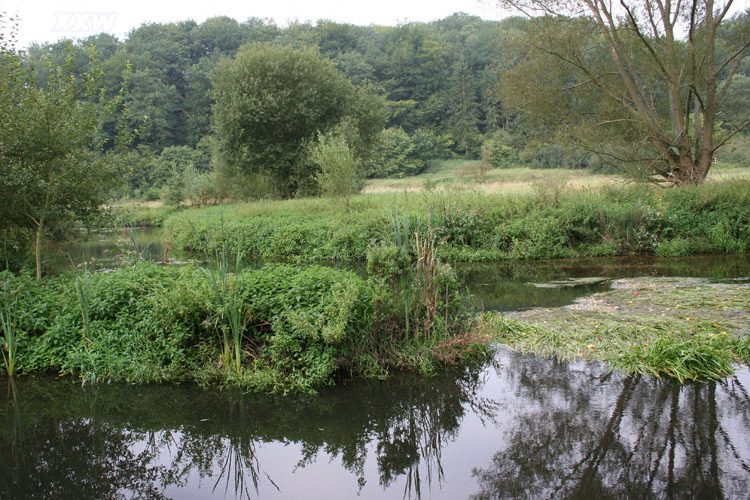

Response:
(496, 0), (750, 185)
(212, 43), (385, 197)
(0, 22), (127, 278)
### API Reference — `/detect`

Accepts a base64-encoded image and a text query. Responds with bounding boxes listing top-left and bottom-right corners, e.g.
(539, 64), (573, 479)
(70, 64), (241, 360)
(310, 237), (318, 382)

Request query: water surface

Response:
(54, 229), (750, 312)
(2, 349), (748, 499)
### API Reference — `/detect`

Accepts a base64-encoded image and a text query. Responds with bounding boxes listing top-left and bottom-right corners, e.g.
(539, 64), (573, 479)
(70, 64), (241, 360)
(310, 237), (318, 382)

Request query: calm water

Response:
(2, 350), (749, 499)
(20, 231), (748, 498)
(54, 228), (750, 311)
(458, 254), (750, 311)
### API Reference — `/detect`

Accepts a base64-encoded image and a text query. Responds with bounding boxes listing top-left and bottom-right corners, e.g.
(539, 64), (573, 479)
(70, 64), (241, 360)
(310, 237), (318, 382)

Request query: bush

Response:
(312, 131), (363, 210)
(144, 187), (161, 202)
(3, 254), (482, 392)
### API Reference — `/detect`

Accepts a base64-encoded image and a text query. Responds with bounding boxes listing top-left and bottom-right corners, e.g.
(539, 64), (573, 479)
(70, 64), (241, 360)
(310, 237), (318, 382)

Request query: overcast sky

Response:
(1, 0), (511, 47)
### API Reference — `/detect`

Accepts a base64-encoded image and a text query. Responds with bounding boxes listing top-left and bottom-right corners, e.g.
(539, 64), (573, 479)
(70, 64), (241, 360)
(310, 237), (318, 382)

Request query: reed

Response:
(0, 280), (19, 377)
(205, 249), (248, 374)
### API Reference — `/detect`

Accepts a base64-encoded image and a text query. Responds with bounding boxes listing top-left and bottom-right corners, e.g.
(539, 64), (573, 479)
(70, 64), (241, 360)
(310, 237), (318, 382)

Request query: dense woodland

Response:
(16, 11), (746, 197)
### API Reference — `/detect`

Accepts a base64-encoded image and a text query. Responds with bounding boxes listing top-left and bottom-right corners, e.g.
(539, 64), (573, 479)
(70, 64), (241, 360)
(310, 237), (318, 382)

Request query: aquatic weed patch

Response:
(478, 277), (750, 382)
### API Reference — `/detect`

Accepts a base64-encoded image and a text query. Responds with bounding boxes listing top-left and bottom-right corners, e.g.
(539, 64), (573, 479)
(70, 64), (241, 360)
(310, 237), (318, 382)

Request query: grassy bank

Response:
(476, 277), (750, 382)
(165, 179), (750, 263)
(0, 251), (489, 392)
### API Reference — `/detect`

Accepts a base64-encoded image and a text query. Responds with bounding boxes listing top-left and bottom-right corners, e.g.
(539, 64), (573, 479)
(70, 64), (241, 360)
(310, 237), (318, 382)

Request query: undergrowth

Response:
(0, 240), (488, 392)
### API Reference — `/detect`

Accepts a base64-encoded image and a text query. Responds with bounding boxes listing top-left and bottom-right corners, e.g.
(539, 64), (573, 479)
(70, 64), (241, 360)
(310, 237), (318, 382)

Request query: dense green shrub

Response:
(0, 254), (480, 392)
(364, 128), (433, 178)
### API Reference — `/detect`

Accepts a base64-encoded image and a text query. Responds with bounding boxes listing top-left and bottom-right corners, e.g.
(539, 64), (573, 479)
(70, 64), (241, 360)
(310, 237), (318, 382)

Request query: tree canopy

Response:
(496, 0), (750, 184)
(211, 44), (385, 197)
(0, 21), (127, 278)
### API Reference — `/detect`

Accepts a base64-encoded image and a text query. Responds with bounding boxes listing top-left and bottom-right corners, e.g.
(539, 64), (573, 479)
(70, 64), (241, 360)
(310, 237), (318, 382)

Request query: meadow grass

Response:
(164, 177), (750, 264)
(363, 161), (618, 194)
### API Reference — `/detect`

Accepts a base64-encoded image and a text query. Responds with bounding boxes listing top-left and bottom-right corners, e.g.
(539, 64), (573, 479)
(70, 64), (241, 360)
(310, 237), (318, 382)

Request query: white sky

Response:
(1, 0), (511, 48)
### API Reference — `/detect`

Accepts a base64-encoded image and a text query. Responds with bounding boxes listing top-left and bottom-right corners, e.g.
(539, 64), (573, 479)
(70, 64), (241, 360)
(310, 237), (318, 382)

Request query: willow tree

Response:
(212, 44), (385, 198)
(497, 0), (750, 185)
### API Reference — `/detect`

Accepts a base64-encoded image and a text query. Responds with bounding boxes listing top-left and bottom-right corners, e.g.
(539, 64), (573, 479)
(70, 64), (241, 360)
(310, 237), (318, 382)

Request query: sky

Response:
(1, 0), (511, 48)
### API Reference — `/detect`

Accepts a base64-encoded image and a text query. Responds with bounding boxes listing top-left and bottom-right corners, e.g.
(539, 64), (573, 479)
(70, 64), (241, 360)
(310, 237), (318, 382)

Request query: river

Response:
(3, 229), (747, 498)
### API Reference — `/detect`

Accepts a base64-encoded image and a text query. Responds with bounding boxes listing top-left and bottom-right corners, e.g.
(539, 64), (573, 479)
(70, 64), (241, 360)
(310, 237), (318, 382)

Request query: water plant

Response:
(205, 250), (249, 374)
(73, 265), (99, 384)
(74, 266), (92, 341)
(480, 276), (750, 383)
(1, 280), (19, 377)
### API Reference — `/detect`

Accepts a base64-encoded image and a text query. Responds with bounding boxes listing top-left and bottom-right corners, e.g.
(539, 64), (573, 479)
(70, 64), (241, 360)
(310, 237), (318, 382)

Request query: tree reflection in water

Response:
(1, 352), (748, 499)
(0, 364), (494, 499)
(472, 352), (750, 500)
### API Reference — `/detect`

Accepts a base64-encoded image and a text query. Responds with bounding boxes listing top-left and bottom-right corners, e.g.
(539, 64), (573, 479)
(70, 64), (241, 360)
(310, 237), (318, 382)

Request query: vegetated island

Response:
(3, 179), (750, 390)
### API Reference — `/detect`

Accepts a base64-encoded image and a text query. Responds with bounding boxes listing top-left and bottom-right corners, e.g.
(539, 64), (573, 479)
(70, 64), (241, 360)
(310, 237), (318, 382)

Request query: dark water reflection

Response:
(2, 350), (748, 499)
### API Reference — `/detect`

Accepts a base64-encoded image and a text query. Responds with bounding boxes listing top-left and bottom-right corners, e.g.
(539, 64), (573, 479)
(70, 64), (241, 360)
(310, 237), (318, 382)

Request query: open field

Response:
(364, 160), (750, 194)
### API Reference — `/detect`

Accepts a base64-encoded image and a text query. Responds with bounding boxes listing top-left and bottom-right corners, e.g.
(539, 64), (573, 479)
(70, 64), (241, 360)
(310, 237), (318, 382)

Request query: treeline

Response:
(21, 11), (750, 199)
(27, 14), (505, 154)
(18, 13), (588, 201)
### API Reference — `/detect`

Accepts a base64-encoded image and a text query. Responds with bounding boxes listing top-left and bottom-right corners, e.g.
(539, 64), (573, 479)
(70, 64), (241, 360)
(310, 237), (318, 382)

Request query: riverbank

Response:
(477, 276), (750, 382)
(0, 258), (489, 392)
(160, 179), (750, 264)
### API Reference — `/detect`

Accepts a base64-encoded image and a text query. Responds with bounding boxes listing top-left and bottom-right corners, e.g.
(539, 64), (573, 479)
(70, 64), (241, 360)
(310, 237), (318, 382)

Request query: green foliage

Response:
(0, 24), (128, 278)
(311, 131), (363, 209)
(482, 139), (514, 169)
(212, 43), (384, 198)
(204, 251), (248, 374)
(613, 333), (737, 383)
(4, 258), (483, 392)
(364, 128), (426, 178)
(166, 179), (750, 264)
(497, 5), (750, 184)
(1, 277), (19, 376)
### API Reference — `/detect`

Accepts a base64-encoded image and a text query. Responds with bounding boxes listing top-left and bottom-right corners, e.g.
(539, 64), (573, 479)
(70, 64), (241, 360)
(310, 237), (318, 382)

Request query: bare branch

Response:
(712, 121), (750, 152)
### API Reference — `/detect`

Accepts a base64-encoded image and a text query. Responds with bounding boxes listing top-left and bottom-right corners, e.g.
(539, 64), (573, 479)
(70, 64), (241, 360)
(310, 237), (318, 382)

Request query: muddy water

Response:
(2, 349), (748, 499)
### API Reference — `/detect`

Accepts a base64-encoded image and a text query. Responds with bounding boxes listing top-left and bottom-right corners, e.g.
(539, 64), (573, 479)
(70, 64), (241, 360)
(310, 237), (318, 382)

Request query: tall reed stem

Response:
(1, 281), (19, 377)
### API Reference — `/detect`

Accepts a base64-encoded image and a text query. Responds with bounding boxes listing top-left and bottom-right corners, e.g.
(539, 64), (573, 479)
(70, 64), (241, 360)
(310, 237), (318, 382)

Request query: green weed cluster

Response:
(0, 256), (485, 392)
(165, 180), (750, 263)
(478, 277), (750, 383)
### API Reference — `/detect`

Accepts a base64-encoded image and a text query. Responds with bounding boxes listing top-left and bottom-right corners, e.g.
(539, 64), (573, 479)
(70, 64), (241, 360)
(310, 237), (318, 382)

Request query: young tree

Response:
(0, 20), (127, 278)
(311, 131), (362, 212)
(496, 0), (750, 185)
(212, 44), (384, 198)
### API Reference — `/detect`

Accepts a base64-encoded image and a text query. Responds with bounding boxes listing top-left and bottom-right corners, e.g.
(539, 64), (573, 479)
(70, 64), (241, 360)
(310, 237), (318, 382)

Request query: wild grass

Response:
(204, 250), (249, 374)
(363, 161), (617, 194)
(165, 178), (750, 264)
